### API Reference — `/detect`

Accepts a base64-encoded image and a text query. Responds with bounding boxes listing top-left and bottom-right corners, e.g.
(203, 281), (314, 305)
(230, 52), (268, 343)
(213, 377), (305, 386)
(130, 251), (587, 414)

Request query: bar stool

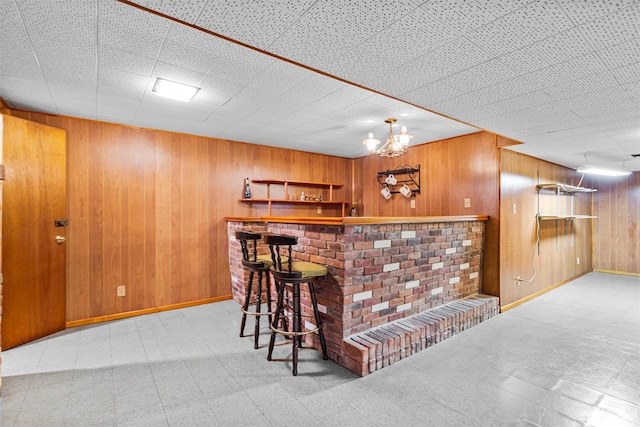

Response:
(236, 230), (274, 349)
(265, 233), (329, 376)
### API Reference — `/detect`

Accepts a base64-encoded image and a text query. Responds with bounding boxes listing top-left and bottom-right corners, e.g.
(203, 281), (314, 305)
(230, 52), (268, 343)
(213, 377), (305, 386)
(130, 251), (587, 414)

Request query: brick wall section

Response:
(227, 219), (490, 376)
(342, 295), (499, 375)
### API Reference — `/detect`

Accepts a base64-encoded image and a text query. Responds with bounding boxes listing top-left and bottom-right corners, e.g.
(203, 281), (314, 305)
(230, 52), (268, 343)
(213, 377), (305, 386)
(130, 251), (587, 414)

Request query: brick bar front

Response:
(226, 216), (497, 376)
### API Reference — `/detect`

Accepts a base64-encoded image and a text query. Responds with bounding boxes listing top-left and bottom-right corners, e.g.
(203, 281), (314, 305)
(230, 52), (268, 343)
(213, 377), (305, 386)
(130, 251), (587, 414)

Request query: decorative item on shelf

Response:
(362, 118), (413, 157)
(244, 177), (251, 199)
(377, 165), (421, 197)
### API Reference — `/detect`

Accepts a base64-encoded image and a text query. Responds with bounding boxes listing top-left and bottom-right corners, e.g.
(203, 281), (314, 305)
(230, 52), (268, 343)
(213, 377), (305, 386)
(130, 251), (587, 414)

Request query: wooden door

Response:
(1, 114), (67, 350)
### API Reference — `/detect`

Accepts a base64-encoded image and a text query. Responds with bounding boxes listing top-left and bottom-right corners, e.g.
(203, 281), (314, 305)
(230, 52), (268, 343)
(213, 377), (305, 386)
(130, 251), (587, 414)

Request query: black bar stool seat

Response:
(265, 234), (329, 376)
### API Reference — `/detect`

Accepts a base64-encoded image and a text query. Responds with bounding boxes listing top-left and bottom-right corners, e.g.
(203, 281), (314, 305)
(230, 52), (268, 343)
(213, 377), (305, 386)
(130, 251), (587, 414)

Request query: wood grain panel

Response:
(592, 172), (639, 274)
(499, 150), (594, 307)
(9, 110), (353, 323)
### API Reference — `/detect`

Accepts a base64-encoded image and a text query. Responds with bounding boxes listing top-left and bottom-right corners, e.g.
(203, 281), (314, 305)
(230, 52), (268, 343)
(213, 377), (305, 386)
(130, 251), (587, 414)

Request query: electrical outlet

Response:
(464, 197), (471, 208)
(576, 257), (580, 265)
(410, 200), (415, 209)
(117, 285), (126, 297)
(513, 203), (517, 214)
(317, 206), (322, 214)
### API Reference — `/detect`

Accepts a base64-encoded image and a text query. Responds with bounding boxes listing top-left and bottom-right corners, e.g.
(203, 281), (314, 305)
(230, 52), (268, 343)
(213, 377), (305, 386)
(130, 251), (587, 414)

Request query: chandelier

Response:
(362, 118), (413, 157)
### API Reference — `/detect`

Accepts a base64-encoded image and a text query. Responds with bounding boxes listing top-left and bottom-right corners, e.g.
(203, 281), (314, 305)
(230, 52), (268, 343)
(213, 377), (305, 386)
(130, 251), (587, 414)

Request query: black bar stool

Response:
(265, 234), (329, 376)
(236, 230), (274, 349)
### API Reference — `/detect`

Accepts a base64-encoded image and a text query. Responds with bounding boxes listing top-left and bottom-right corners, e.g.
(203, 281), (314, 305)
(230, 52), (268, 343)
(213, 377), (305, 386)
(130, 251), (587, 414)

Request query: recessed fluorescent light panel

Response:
(576, 164), (632, 176)
(152, 78), (200, 102)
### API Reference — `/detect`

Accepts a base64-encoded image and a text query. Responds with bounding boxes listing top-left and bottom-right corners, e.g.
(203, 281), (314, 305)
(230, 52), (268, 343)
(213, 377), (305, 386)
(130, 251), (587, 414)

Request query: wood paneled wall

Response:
(11, 111), (352, 323)
(352, 131), (501, 296)
(591, 172), (639, 274)
(499, 150), (593, 308)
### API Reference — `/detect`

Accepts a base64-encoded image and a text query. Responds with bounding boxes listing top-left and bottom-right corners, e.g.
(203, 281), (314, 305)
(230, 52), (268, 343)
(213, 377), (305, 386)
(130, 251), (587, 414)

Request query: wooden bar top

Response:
(225, 215), (489, 225)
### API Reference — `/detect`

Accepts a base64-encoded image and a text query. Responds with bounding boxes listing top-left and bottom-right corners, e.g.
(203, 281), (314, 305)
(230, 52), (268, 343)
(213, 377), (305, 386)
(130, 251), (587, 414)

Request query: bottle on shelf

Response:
(244, 178), (251, 199)
(300, 191), (305, 201)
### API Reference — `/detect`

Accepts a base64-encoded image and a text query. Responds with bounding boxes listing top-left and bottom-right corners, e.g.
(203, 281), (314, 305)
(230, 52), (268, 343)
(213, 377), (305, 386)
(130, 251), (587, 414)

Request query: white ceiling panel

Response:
(1, 0), (639, 171)
(420, 0), (527, 32)
(466, 0), (574, 56)
(579, 2), (640, 50)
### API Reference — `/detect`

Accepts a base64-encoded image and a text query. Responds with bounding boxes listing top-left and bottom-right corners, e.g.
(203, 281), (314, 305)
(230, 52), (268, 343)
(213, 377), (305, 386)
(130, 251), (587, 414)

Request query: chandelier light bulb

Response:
(362, 118), (413, 157)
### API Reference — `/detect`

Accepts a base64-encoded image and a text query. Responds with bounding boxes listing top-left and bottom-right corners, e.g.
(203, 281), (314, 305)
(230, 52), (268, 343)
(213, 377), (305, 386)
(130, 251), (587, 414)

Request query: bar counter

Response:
(226, 215), (495, 375)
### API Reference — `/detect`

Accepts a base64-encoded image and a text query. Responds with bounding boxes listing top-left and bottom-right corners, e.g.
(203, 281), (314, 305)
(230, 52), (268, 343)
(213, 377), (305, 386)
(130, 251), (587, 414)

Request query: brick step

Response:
(342, 294), (499, 375)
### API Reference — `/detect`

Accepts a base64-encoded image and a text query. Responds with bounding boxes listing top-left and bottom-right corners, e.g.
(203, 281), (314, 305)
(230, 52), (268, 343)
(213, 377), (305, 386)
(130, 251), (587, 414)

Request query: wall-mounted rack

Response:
(377, 165), (420, 196)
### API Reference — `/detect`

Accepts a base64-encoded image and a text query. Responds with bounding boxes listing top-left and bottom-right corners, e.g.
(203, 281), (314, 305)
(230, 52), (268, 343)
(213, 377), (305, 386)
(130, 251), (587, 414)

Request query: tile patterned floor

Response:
(0, 272), (638, 426)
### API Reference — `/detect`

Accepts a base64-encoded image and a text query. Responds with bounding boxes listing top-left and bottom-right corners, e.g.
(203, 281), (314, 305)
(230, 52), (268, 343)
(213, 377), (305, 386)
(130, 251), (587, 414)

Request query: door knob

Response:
(55, 236), (66, 244)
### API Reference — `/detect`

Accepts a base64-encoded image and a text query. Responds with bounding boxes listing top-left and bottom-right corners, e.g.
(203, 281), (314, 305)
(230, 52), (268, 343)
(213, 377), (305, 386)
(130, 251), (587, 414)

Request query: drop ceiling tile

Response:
(128, 0), (209, 23)
(205, 43), (275, 84)
(197, 75), (244, 104)
(466, 76), (539, 105)
(98, 0), (169, 58)
(420, 0), (527, 33)
(195, 0), (300, 49)
(497, 28), (593, 75)
(267, 0), (316, 16)
(401, 82), (463, 105)
(97, 82), (145, 102)
(597, 38), (640, 69)
(0, 5), (38, 67)
(404, 37), (493, 82)
(302, 0), (416, 41)
(98, 45), (156, 78)
(579, 2), (640, 51)
(440, 59), (520, 92)
(218, 97), (264, 116)
(55, 98), (97, 120)
(610, 62), (640, 84)
(0, 77), (53, 108)
(522, 53), (609, 89)
(96, 97), (140, 117)
(251, 105), (297, 121)
(467, 0), (574, 55)
(157, 39), (219, 74)
(0, 60), (44, 82)
(358, 7), (462, 62)
(557, 0), (637, 25)
(148, 61), (205, 90)
(267, 18), (356, 69)
(97, 69), (149, 95)
(542, 71), (619, 100)
(243, 61), (312, 99)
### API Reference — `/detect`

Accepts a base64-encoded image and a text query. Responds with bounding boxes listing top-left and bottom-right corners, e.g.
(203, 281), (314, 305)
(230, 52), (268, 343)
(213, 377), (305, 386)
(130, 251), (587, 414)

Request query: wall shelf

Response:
(536, 183), (597, 193)
(377, 165), (420, 196)
(241, 179), (347, 216)
(535, 178), (597, 254)
(537, 214), (598, 220)
(536, 181), (597, 220)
